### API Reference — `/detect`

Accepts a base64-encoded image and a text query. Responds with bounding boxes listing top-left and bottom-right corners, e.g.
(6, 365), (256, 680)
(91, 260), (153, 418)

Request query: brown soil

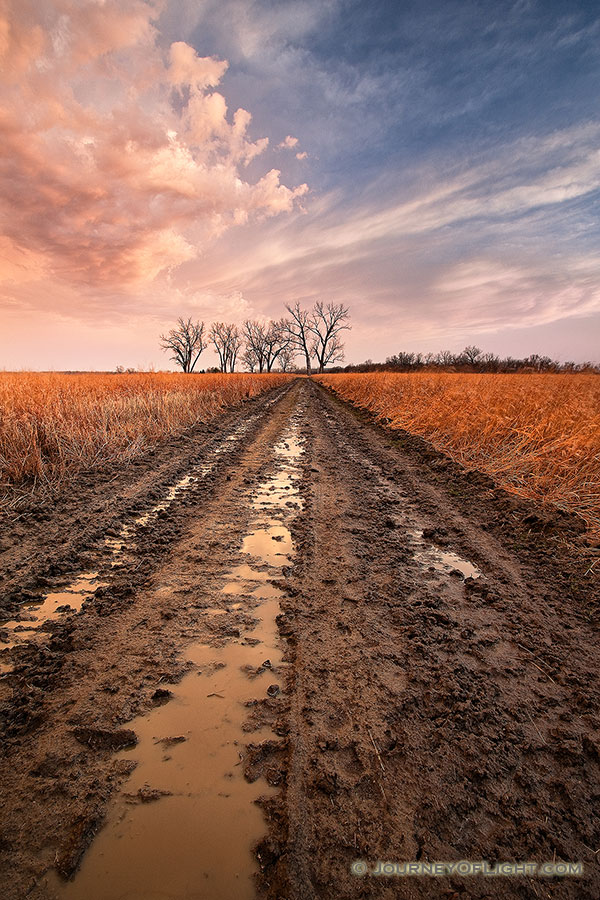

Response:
(0, 378), (598, 899)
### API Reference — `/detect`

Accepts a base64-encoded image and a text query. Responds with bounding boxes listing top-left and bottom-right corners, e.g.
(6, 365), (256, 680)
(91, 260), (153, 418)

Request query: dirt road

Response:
(0, 378), (598, 899)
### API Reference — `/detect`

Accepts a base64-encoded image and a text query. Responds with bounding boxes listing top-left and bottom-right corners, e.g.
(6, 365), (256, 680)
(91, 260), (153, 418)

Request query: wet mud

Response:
(0, 378), (598, 900)
(44, 424), (304, 900)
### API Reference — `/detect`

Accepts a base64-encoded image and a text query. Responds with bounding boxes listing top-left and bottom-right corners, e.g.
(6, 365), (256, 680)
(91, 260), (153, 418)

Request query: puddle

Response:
(243, 525), (293, 566)
(324, 415), (482, 584)
(0, 420), (261, 675)
(227, 564), (270, 583)
(52, 601), (283, 900)
(410, 530), (482, 580)
(102, 417), (257, 555)
(0, 571), (107, 655)
(49, 420), (304, 899)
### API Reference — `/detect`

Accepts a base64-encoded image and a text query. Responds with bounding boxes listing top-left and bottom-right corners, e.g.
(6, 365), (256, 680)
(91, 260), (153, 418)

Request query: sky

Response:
(1, 0), (599, 370)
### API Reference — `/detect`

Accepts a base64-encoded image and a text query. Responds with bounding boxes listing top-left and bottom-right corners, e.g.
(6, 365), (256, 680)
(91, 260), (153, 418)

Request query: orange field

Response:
(0, 372), (290, 503)
(317, 372), (600, 535)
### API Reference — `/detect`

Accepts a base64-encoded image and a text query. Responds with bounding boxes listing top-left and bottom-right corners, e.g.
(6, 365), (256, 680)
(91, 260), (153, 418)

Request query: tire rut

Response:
(266, 380), (599, 900)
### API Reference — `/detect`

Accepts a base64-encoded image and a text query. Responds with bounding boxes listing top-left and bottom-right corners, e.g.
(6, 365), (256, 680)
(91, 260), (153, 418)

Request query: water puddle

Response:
(49, 420), (304, 899)
(0, 420), (260, 675)
(98, 417), (259, 556)
(52, 595), (283, 900)
(0, 571), (107, 658)
(320, 408), (485, 586)
(410, 529), (482, 580)
(243, 526), (293, 565)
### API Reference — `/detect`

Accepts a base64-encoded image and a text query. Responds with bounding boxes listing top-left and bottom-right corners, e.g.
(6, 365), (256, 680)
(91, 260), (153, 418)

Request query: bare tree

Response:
(160, 317), (206, 373)
(210, 322), (229, 372)
(242, 346), (259, 373)
(462, 345), (482, 366)
(264, 318), (292, 371)
(310, 301), (351, 373)
(284, 302), (316, 375)
(480, 352), (501, 372)
(435, 350), (456, 367)
(318, 333), (345, 370)
(386, 351), (421, 370)
(210, 322), (241, 373)
(277, 345), (297, 372)
(242, 318), (291, 372)
(226, 325), (242, 372)
(242, 320), (268, 372)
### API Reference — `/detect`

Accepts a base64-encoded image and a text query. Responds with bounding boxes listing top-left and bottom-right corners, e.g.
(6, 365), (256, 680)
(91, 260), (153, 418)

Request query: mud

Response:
(43, 421), (304, 900)
(0, 378), (598, 900)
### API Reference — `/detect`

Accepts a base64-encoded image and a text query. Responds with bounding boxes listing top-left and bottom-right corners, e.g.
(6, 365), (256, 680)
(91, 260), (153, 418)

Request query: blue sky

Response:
(0, 0), (599, 367)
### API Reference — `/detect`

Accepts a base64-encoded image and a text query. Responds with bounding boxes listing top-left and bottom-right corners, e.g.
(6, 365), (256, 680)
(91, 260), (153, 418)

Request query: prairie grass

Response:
(317, 373), (600, 535)
(0, 372), (290, 504)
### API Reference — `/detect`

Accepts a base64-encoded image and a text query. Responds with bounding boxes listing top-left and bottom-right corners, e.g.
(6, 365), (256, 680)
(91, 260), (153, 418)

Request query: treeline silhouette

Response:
(327, 346), (599, 374)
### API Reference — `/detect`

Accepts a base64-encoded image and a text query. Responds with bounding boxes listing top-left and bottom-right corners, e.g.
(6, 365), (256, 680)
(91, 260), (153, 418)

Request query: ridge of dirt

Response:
(318, 382), (598, 611)
(261, 381), (599, 899)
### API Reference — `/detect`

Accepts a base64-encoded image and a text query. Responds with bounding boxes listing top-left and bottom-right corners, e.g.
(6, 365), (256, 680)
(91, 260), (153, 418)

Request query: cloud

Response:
(279, 135), (308, 161)
(279, 135), (298, 149)
(168, 40), (228, 88)
(0, 0), (308, 291)
(174, 118), (600, 357)
(2, 0), (599, 368)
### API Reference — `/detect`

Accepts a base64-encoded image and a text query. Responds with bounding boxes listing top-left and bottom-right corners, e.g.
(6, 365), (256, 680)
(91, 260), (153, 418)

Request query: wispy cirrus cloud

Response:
(175, 118), (600, 357)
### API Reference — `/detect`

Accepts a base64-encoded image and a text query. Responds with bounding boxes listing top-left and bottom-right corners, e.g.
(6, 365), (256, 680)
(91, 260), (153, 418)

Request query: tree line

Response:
(159, 302), (351, 374)
(329, 346), (599, 374)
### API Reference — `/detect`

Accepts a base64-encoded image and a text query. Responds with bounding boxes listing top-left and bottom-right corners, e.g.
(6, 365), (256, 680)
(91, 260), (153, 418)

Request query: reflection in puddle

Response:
(0, 571), (107, 658)
(0, 419), (259, 675)
(51, 421), (304, 899)
(243, 525), (293, 566)
(327, 418), (483, 585)
(410, 530), (482, 580)
(227, 563), (269, 582)
(54, 601), (283, 900)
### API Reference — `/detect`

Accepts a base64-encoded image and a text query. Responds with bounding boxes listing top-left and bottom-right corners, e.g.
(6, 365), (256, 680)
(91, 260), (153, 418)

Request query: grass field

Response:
(0, 372), (290, 503)
(316, 372), (600, 535)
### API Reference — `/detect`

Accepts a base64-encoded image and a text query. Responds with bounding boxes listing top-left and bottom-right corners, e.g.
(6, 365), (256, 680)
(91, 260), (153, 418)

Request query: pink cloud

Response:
(0, 1), (308, 291)
(168, 41), (228, 89)
(278, 135), (299, 149)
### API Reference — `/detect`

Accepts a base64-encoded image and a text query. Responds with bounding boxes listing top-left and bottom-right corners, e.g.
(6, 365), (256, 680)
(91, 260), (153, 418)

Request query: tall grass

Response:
(317, 373), (600, 535)
(0, 372), (290, 502)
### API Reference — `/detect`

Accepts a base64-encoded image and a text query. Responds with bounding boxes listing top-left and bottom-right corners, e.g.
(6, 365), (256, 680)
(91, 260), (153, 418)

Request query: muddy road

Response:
(0, 378), (598, 900)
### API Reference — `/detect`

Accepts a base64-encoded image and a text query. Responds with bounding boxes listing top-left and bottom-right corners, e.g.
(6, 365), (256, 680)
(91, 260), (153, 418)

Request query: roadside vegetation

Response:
(330, 345), (598, 374)
(0, 372), (290, 505)
(317, 372), (600, 536)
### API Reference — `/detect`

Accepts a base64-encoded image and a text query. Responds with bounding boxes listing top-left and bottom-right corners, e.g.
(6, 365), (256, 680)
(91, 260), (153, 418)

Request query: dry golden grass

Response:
(0, 371), (290, 502)
(317, 372), (600, 535)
